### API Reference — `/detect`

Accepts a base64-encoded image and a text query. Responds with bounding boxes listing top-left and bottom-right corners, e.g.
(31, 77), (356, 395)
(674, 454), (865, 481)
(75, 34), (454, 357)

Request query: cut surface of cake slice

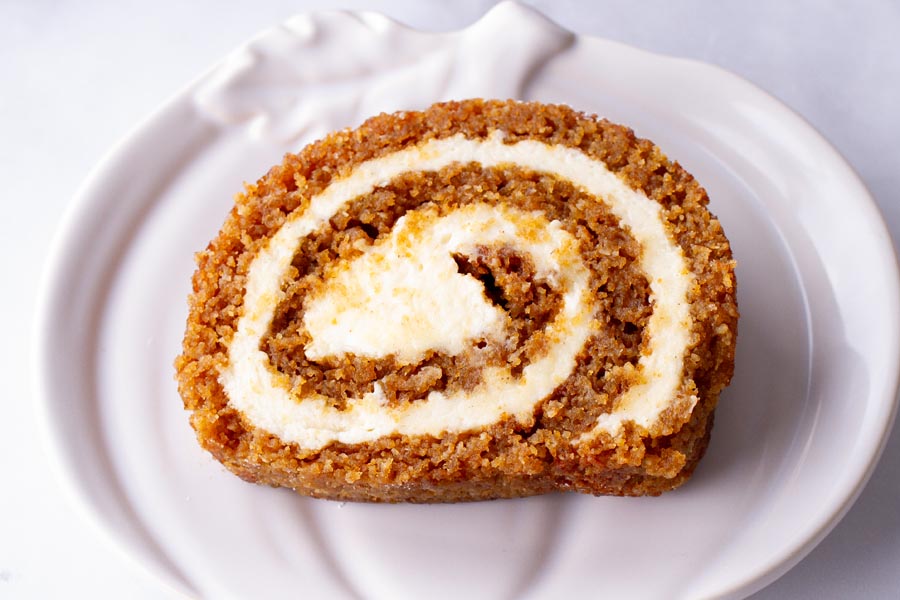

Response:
(175, 99), (738, 502)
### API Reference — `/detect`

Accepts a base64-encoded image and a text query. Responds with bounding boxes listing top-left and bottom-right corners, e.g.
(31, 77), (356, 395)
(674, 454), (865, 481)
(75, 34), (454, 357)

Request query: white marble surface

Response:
(2, 1), (898, 598)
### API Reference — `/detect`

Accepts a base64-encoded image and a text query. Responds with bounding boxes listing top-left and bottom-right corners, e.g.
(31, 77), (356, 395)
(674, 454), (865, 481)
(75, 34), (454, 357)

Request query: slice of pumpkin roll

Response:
(175, 99), (738, 502)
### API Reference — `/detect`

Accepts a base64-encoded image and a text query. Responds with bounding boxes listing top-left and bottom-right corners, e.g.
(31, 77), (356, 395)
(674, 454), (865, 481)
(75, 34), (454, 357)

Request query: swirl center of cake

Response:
(301, 203), (572, 366)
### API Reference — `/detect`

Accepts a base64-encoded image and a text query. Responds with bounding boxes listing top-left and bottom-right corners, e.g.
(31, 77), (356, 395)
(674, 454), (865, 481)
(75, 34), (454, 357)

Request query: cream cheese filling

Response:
(302, 203), (574, 365)
(221, 132), (695, 449)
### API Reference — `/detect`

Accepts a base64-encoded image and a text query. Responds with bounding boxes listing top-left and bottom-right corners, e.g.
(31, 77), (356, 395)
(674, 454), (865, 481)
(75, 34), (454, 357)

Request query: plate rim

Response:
(32, 2), (900, 598)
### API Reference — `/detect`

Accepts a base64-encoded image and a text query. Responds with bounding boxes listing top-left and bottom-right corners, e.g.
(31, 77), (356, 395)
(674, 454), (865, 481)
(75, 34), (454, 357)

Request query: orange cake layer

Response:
(175, 99), (738, 502)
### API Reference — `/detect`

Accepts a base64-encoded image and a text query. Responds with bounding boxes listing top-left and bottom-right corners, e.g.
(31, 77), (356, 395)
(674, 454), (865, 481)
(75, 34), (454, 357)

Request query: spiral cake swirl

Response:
(176, 100), (737, 501)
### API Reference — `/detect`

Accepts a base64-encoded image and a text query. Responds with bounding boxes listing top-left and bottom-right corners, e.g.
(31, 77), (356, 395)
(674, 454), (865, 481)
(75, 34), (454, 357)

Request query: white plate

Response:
(34, 2), (900, 599)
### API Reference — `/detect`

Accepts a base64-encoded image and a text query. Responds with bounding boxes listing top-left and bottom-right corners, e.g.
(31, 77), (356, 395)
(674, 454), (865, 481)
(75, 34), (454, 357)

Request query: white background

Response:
(2, 1), (898, 598)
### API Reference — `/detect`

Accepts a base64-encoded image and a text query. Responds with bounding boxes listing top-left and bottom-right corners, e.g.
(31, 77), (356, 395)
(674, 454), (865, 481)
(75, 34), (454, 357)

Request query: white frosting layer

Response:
(303, 204), (573, 365)
(221, 132), (695, 449)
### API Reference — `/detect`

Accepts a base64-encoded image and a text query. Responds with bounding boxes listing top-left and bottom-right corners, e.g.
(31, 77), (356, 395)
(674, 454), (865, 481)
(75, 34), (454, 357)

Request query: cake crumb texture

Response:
(175, 99), (738, 501)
